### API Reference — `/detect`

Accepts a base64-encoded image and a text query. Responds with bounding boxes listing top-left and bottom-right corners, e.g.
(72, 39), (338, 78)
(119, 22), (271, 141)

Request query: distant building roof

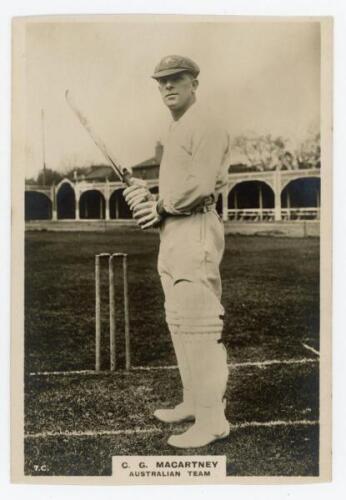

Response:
(84, 165), (118, 181)
(79, 144), (263, 180)
(132, 157), (159, 169)
(133, 142), (163, 169)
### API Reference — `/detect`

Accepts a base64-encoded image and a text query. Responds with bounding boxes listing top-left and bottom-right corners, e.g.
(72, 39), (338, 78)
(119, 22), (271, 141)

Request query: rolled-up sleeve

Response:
(161, 126), (229, 214)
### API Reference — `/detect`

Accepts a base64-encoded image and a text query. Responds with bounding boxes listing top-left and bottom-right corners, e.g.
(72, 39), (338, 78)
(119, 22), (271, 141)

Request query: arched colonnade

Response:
(25, 170), (320, 222)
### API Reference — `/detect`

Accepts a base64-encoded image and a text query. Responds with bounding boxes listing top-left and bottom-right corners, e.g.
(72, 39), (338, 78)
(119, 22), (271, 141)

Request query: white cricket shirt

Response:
(159, 102), (230, 215)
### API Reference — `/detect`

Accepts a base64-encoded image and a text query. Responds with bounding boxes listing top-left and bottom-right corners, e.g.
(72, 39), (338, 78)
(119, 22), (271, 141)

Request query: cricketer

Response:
(124, 55), (231, 448)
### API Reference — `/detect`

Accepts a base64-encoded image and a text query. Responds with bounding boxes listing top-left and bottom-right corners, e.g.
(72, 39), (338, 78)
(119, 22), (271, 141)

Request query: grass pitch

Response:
(24, 230), (320, 477)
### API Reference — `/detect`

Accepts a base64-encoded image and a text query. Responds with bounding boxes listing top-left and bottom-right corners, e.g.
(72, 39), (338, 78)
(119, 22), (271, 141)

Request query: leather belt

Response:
(157, 196), (216, 218)
(191, 196), (216, 214)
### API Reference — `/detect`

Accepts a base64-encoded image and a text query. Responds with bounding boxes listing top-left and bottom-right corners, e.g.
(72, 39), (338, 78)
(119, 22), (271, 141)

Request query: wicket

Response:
(95, 253), (131, 371)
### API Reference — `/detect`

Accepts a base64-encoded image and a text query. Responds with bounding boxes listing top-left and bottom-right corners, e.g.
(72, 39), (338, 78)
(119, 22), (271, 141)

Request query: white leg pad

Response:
(154, 323), (195, 423)
(167, 336), (230, 448)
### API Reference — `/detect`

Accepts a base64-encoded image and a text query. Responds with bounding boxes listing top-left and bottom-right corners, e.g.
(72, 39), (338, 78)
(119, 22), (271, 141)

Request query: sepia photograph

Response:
(11, 15), (332, 485)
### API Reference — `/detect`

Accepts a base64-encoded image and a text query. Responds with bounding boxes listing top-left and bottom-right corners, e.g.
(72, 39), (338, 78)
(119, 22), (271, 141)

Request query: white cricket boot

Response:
(154, 392), (195, 423)
(167, 402), (230, 448)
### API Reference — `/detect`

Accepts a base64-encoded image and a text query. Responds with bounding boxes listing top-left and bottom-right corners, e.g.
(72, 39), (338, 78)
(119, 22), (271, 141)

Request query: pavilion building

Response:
(25, 142), (320, 223)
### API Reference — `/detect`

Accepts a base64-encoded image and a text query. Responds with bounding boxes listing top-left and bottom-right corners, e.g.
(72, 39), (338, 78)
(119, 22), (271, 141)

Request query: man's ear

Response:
(192, 79), (199, 93)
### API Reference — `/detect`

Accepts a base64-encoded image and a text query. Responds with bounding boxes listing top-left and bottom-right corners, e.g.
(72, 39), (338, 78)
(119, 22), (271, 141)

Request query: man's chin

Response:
(165, 102), (180, 111)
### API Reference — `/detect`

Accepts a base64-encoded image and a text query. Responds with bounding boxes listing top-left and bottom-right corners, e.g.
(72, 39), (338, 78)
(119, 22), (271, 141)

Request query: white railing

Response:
(228, 209), (275, 221)
(228, 207), (320, 221)
(281, 207), (320, 220)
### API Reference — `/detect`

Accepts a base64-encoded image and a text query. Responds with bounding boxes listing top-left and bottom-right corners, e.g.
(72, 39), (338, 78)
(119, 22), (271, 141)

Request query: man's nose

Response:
(165, 79), (174, 88)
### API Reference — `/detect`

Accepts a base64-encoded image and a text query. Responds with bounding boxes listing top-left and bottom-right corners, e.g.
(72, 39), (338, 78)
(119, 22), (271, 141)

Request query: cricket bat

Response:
(65, 89), (133, 186)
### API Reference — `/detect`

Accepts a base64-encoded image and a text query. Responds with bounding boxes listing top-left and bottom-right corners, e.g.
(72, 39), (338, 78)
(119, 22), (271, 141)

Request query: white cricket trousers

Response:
(158, 210), (229, 407)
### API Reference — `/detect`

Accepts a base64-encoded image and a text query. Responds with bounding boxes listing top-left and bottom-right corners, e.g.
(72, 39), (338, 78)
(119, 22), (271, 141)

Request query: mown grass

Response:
(24, 230), (320, 477)
(25, 362), (318, 476)
(25, 230), (319, 372)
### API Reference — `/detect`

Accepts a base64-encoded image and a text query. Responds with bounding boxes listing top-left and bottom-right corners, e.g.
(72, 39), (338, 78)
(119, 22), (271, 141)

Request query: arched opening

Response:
(109, 189), (132, 219)
(228, 181), (275, 221)
(79, 190), (106, 219)
(281, 177), (320, 220)
(57, 182), (76, 219)
(25, 192), (52, 220)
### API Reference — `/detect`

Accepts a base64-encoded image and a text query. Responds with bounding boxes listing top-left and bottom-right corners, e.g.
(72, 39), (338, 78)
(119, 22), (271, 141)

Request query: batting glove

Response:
(123, 179), (153, 211)
(133, 200), (162, 230)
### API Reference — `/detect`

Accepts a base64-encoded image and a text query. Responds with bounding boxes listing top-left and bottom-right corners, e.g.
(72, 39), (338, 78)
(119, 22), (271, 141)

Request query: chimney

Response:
(155, 141), (163, 163)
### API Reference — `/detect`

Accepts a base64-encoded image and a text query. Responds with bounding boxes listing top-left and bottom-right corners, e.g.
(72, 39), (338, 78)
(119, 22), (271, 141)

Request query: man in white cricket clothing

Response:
(124, 55), (230, 448)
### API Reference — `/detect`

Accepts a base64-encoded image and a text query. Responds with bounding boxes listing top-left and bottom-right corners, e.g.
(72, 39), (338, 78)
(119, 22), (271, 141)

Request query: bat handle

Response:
(123, 171), (153, 201)
(122, 172), (155, 204)
(122, 169), (133, 187)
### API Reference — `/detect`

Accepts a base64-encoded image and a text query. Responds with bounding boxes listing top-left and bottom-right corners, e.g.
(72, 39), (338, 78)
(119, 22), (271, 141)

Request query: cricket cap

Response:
(151, 55), (200, 80)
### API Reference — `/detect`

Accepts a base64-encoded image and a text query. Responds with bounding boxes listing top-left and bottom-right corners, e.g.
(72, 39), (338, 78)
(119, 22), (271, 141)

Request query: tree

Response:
(36, 168), (63, 186)
(25, 177), (37, 186)
(231, 133), (287, 171)
(296, 131), (320, 169)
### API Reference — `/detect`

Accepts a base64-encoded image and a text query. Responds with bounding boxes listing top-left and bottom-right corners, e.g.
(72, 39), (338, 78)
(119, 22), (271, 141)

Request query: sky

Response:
(25, 18), (320, 178)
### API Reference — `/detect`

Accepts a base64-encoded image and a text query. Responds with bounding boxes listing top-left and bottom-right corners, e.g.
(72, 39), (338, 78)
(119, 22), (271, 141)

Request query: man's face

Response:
(157, 72), (198, 112)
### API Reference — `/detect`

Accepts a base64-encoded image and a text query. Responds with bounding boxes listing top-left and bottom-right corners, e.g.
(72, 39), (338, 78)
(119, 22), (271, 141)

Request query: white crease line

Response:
(302, 343), (320, 357)
(25, 428), (161, 439)
(29, 369), (104, 376)
(135, 358), (318, 370)
(130, 365), (177, 371)
(24, 419), (319, 440)
(29, 358), (318, 377)
(234, 419), (318, 429)
(231, 358), (317, 368)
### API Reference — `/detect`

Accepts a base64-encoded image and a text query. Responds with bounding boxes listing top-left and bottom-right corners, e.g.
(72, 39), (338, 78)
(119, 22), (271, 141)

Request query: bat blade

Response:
(65, 89), (132, 185)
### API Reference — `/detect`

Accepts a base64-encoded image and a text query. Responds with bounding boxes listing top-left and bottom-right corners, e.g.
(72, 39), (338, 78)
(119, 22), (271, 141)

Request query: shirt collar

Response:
(169, 101), (199, 130)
